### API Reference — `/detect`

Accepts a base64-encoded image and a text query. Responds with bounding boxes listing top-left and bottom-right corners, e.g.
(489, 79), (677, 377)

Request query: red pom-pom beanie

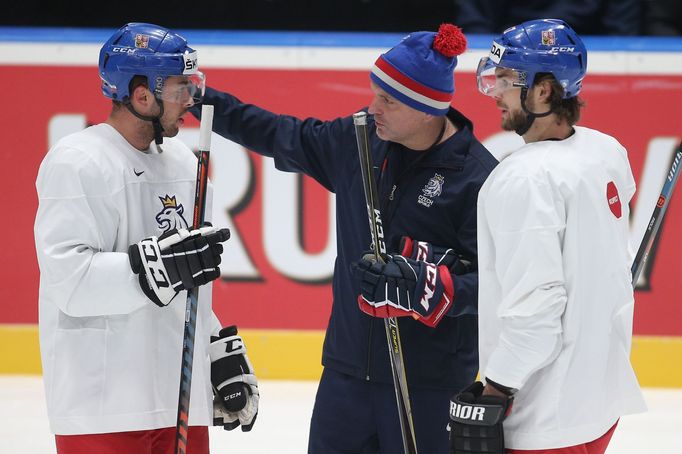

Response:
(370, 23), (467, 116)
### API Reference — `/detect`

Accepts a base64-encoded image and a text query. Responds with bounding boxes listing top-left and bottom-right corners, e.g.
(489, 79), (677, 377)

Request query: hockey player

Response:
(192, 24), (497, 453)
(34, 23), (257, 453)
(448, 19), (647, 454)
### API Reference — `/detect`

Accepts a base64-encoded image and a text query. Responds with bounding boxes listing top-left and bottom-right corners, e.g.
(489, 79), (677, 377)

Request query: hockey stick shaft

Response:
(632, 143), (682, 286)
(353, 112), (418, 454)
(175, 105), (214, 454)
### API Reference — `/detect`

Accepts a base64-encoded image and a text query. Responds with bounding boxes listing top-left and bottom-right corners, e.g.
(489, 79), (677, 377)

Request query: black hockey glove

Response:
(210, 325), (259, 432)
(448, 382), (513, 454)
(351, 254), (454, 327)
(128, 225), (230, 307)
(399, 236), (475, 275)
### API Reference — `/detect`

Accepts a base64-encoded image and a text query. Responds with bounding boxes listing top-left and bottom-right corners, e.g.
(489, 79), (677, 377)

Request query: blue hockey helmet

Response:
(98, 23), (204, 103)
(477, 19), (587, 99)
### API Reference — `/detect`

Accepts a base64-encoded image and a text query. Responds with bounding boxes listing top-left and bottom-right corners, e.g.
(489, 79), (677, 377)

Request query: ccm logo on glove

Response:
(210, 325), (260, 432)
(139, 242), (170, 287)
(129, 225), (230, 307)
(351, 254), (454, 327)
(399, 236), (475, 275)
(419, 262), (438, 312)
(221, 336), (244, 354)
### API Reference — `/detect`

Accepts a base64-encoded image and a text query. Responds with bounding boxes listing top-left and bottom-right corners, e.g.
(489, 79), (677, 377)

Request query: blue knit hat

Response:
(370, 24), (467, 116)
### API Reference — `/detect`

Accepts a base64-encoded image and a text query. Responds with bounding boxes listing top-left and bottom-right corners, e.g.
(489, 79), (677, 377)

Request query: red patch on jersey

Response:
(606, 181), (622, 218)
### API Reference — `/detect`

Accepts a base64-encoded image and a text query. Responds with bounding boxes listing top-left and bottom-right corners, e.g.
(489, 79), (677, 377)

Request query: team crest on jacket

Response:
(418, 173), (445, 207)
(156, 194), (189, 232)
(606, 181), (622, 218)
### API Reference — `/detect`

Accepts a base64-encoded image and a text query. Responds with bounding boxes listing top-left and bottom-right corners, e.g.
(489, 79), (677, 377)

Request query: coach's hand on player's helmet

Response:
(128, 225), (230, 307)
(351, 253), (454, 327)
(210, 325), (259, 432)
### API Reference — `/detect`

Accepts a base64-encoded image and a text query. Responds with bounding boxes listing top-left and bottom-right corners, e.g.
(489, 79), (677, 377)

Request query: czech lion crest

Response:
(422, 173), (444, 198)
(156, 194), (189, 232)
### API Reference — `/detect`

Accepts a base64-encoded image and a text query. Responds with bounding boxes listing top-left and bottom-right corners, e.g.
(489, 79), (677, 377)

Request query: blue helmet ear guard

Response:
(98, 22), (199, 102)
(487, 19), (587, 99)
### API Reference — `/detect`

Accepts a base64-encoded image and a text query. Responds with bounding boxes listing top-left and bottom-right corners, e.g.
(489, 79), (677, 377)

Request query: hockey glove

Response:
(210, 325), (259, 432)
(351, 254), (454, 327)
(399, 236), (475, 275)
(448, 382), (513, 454)
(128, 225), (230, 307)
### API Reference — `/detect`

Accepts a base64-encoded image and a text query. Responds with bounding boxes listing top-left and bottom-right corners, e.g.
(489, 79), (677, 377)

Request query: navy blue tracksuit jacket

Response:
(195, 86), (497, 448)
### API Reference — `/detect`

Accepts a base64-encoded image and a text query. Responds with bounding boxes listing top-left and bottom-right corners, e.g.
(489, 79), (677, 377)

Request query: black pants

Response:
(308, 368), (456, 454)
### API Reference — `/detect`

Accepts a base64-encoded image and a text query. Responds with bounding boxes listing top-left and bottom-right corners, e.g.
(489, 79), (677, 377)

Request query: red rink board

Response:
(3, 66), (681, 335)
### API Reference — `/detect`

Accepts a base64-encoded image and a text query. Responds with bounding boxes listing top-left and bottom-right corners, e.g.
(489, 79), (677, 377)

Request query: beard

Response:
(501, 108), (529, 132)
(500, 94), (537, 133)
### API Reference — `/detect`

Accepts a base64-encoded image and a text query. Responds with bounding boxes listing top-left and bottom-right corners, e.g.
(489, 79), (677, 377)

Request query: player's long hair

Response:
(535, 73), (585, 126)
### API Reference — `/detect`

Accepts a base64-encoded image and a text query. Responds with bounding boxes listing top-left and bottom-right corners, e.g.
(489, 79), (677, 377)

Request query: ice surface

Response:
(2, 376), (680, 453)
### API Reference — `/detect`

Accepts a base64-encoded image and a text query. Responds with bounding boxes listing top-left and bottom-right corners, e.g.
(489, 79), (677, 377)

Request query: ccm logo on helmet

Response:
(450, 402), (486, 421)
(111, 47), (135, 53)
(550, 46), (576, 52)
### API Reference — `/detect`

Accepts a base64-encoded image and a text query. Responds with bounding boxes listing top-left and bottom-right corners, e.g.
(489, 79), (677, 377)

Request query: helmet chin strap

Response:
(125, 96), (166, 146)
(515, 87), (553, 136)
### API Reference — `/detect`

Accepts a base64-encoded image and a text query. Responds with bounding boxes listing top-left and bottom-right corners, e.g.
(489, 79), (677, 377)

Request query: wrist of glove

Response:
(351, 253), (454, 327)
(128, 225), (230, 307)
(210, 325), (259, 432)
(448, 381), (513, 454)
(399, 236), (475, 275)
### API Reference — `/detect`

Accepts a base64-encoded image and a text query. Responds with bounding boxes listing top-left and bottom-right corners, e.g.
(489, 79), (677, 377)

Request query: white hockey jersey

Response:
(477, 126), (647, 449)
(35, 123), (222, 435)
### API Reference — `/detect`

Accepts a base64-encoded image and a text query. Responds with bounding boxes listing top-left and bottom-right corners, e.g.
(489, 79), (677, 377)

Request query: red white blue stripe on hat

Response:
(371, 56), (453, 113)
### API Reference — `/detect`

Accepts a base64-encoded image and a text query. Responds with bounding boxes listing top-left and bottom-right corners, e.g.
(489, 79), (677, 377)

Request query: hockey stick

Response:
(353, 111), (418, 454)
(174, 104), (214, 454)
(632, 142), (682, 286)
